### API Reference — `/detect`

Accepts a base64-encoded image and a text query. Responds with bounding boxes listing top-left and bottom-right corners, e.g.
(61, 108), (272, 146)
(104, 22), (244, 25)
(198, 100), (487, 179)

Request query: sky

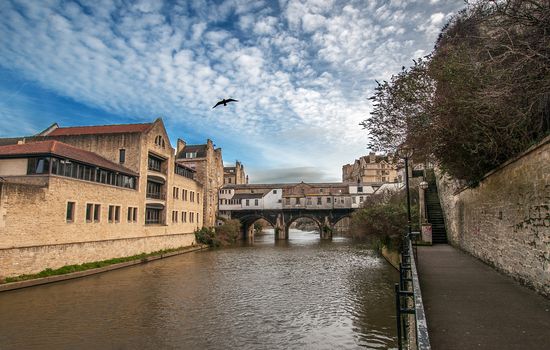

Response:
(0, 0), (465, 183)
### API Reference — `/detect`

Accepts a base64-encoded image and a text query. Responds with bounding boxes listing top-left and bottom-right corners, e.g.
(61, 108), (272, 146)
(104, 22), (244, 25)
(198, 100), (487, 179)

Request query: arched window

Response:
(154, 135), (166, 148)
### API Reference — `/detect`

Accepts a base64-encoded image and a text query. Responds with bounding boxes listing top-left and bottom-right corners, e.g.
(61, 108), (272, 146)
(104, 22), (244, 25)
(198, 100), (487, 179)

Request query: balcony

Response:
(146, 192), (166, 200)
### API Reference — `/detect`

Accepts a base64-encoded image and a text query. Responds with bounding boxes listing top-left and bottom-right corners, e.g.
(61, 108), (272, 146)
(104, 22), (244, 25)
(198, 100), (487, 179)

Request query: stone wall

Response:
(436, 136), (550, 296)
(0, 233), (195, 277)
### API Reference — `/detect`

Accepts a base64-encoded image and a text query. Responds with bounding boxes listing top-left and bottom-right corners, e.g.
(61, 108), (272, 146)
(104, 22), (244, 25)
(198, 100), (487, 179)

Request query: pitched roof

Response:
(177, 144), (207, 159)
(45, 122), (153, 136)
(0, 140), (138, 176)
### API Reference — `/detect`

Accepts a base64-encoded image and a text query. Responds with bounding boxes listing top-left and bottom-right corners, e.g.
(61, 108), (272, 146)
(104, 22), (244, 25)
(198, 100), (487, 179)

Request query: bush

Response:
(195, 219), (242, 247)
(350, 189), (418, 251)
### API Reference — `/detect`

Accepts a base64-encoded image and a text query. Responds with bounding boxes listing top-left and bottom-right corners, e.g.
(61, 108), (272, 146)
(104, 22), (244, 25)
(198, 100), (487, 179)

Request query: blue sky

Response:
(0, 0), (465, 183)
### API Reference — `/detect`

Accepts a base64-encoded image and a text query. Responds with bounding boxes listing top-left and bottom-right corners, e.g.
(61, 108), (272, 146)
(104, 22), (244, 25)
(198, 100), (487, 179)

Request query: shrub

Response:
(195, 219), (242, 247)
(350, 189), (418, 250)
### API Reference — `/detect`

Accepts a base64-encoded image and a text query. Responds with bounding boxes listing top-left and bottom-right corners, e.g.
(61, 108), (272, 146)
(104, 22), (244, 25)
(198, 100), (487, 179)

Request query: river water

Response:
(0, 230), (398, 349)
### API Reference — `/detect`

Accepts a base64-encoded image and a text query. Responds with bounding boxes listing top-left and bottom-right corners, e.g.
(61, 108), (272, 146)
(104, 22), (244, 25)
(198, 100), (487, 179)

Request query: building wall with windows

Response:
(176, 139), (224, 227)
(0, 118), (204, 278)
(342, 152), (399, 184)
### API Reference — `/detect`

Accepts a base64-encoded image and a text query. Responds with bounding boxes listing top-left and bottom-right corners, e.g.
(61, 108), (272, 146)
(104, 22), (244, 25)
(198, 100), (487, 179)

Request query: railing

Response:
(395, 232), (431, 350)
(146, 192), (166, 200)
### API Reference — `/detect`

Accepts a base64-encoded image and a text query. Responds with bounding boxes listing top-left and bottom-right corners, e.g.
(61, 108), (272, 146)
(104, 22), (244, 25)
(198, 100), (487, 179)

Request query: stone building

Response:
(176, 139), (224, 227)
(224, 161), (248, 185)
(0, 118), (203, 278)
(342, 152), (399, 183)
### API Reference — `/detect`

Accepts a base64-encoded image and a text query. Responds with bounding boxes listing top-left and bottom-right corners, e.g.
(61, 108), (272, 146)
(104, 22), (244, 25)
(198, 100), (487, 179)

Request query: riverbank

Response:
(0, 244), (207, 292)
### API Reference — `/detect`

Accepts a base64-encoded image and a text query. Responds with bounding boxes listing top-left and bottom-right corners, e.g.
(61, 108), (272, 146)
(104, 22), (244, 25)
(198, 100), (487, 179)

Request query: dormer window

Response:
(186, 152), (197, 158)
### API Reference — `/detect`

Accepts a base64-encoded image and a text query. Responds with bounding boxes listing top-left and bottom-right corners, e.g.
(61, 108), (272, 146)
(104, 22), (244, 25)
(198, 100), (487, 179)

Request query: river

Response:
(0, 230), (398, 349)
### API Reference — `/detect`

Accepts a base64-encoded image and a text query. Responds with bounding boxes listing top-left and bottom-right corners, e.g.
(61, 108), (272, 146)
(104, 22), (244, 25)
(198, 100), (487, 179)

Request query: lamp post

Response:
(397, 145), (414, 236)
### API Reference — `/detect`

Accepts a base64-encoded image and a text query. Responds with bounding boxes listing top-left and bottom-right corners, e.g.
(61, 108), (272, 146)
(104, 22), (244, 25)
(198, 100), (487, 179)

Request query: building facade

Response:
(0, 119), (203, 278)
(176, 139), (224, 227)
(223, 161), (248, 185)
(218, 181), (382, 217)
(342, 152), (399, 183)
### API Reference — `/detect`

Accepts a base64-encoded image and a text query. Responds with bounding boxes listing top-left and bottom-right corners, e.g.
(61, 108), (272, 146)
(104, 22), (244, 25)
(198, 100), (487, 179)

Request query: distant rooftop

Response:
(42, 122), (154, 136)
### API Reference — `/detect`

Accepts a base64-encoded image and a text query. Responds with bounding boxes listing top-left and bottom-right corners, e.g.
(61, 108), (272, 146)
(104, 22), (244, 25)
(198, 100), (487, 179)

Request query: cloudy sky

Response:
(0, 0), (465, 183)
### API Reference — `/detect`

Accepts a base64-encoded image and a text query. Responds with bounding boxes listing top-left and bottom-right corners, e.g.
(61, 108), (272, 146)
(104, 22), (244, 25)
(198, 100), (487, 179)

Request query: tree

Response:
(361, 0), (550, 185)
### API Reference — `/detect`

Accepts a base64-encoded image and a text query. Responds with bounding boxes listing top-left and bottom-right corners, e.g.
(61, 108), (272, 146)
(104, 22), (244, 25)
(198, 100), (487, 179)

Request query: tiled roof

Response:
(0, 137), (22, 146)
(0, 140), (138, 176)
(177, 144), (207, 159)
(46, 123), (153, 136)
(232, 193), (265, 199)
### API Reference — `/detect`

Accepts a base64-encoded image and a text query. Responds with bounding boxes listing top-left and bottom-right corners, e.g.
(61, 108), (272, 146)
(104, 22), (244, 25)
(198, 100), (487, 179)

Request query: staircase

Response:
(425, 171), (448, 244)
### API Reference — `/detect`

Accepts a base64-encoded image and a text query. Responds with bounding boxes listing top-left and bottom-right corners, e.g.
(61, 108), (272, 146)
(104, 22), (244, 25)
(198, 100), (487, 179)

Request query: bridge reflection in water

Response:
(0, 230), (398, 350)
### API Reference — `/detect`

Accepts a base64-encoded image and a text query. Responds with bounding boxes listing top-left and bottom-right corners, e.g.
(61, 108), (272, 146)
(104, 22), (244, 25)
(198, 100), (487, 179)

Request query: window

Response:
(94, 204), (101, 222)
(119, 149), (126, 164)
(190, 191), (195, 202)
(317, 197), (322, 205)
(306, 198), (312, 205)
(175, 164), (194, 179)
(87, 203), (101, 223)
(273, 190), (277, 194)
(148, 154), (162, 172)
(145, 208), (162, 224)
(357, 186), (363, 193)
(173, 187), (179, 199)
(197, 193), (200, 204)
(245, 199), (249, 206)
(327, 197), (331, 203)
(254, 199), (259, 206)
(182, 211), (187, 223)
(352, 197), (357, 204)
(86, 203), (93, 222)
(359, 196), (364, 202)
(182, 189), (188, 201)
(186, 152), (197, 158)
(66, 202), (75, 222)
(155, 135), (165, 148)
(190, 212), (195, 223)
(127, 207), (138, 223)
(27, 157), (50, 174)
(172, 210), (178, 223)
(285, 198), (290, 205)
(147, 181), (163, 199)
(108, 205), (120, 223)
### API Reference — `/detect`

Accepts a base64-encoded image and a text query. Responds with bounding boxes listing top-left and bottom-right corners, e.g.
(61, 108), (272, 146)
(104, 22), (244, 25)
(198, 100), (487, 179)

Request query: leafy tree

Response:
(361, 0), (550, 185)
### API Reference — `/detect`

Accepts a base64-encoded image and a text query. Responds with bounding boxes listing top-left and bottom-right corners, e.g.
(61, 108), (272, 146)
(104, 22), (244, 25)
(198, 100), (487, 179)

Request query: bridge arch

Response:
(284, 215), (323, 239)
(236, 214), (277, 240)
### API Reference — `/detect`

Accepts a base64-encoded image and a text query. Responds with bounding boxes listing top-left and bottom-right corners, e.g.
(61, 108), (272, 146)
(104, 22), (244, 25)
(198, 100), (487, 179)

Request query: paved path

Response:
(416, 244), (550, 350)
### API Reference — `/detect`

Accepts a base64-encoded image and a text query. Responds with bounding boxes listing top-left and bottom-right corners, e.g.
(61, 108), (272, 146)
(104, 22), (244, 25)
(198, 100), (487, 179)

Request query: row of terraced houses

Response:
(0, 118), (248, 278)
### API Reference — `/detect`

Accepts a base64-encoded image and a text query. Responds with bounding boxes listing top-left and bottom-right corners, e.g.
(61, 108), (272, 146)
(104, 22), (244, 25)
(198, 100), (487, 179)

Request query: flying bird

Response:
(212, 98), (238, 109)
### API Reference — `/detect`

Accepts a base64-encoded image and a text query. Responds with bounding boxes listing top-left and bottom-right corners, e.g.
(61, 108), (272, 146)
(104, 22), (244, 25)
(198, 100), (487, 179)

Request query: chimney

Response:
(177, 138), (186, 154)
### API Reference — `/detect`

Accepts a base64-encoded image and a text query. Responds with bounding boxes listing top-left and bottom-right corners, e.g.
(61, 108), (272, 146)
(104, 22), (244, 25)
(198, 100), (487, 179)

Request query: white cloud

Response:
(0, 0), (466, 182)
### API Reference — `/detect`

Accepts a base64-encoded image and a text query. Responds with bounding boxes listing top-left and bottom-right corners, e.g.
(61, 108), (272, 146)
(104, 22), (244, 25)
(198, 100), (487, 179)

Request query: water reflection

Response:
(0, 230), (398, 349)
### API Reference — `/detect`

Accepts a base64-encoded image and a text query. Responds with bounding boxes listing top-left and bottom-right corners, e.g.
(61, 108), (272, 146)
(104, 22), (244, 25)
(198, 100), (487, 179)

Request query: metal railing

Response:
(146, 192), (166, 200)
(395, 232), (431, 350)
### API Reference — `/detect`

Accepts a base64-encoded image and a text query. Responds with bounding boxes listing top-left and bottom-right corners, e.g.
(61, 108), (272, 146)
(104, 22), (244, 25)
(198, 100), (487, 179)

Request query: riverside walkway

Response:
(416, 244), (550, 350)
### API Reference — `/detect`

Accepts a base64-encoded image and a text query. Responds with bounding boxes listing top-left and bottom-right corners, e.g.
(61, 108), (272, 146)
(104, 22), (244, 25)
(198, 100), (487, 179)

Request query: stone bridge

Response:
(229, 208), (355, 240)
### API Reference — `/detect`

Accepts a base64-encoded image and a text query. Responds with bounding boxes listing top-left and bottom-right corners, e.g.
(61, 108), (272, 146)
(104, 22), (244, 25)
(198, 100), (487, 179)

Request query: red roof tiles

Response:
(0, 140), (138, 176)
(46, 123), (153, 136)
